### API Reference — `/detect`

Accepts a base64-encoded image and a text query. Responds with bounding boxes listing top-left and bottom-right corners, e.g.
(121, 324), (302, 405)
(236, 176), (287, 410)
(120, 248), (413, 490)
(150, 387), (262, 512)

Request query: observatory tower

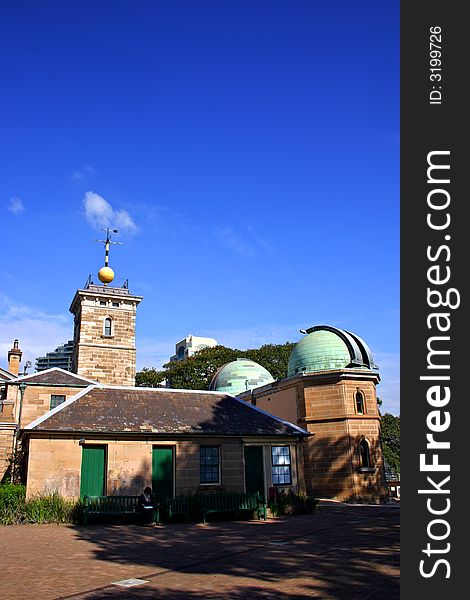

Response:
(70, 229), (143, 386)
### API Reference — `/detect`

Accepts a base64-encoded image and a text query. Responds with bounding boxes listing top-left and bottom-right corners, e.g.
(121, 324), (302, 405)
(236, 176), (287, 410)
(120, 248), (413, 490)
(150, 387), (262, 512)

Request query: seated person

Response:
(138, 486), (158, 525)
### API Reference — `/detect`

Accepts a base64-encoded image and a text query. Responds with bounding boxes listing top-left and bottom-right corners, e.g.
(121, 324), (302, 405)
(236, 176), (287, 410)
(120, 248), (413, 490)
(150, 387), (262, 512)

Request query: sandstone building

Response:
(23, 386), (307, 500)
(1, 265), (388, 504)
(216, 326), (388, 503)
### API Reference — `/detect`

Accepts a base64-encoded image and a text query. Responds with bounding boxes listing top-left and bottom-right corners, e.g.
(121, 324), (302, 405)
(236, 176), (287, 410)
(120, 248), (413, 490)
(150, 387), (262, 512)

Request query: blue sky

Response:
(0, 1), (399, 414)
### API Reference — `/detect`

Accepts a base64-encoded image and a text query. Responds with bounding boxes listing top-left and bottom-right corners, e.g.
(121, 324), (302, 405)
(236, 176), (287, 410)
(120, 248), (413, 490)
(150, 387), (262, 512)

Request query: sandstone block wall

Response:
(70, 290), (141, 386)
(75, 346), (136, 386)
(247, 371), (388, 502)
(25, 436), (263, 499)
(6, 385), (86, 428)
(25, 435), (304, 499)
(0, 425), (15, 481)
(26, 437), (82, 498)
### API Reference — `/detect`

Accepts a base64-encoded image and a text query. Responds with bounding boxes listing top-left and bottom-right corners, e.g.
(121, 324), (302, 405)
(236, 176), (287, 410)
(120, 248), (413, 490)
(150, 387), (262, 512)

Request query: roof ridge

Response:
(11, 367), (99, 385)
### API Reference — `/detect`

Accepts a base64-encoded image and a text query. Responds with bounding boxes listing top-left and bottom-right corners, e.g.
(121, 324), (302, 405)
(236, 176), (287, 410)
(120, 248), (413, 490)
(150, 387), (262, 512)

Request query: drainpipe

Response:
(12, 382), (26, 482)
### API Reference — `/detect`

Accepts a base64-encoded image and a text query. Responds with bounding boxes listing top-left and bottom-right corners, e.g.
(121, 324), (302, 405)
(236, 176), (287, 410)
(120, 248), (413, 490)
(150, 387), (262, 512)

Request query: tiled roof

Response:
(27, 386), (308, 437)
(11, 368), (96, 386)
(0, 367), (16, 381)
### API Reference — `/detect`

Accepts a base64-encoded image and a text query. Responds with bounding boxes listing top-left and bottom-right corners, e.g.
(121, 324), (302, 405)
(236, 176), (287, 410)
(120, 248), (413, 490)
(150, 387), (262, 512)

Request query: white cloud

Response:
(216, 226), (276, 259)
(83, 191), (138, 234)
(216, 227), (255, 258)
(0, 294), (72, 373)
(247, 227), (275, 257)
(72, 165), (95, 181)
(7, 197), (25, 214)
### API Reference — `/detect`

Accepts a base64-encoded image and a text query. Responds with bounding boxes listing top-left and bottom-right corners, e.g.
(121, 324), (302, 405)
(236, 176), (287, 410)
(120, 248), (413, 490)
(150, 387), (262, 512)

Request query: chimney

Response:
(8, 339), (22, 376)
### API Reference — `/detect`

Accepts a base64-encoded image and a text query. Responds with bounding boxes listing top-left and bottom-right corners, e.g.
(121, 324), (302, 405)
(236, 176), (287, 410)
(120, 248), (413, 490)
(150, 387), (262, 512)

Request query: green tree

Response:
(163, 346), (241, 390)
(136, 342), (295, 390)
(135, 368), (166, 388)
(380, 413), (400, 475)
(246, 343), (295, 381)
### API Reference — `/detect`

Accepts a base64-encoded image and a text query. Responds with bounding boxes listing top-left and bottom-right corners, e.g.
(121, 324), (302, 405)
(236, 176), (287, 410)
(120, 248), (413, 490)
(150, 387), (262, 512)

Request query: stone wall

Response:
(25, 436), (300, 499)
(246, 370), (388, 502)
(26, 437), (82, 497)
(0, 425), (15, 481)
(6, 384), (87, 428)
(74, 345), (136, 386)
(70, 289), (141, 386)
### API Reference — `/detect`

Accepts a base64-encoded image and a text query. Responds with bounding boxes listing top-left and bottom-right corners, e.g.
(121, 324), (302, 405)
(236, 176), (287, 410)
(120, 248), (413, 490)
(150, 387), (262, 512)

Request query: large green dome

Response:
(209, 359), (275, 396)
(287, 325), (378, 377)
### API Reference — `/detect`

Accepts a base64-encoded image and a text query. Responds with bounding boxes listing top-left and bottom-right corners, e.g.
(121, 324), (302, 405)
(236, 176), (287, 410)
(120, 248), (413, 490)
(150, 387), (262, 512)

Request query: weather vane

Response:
(95, 227), (122, 285)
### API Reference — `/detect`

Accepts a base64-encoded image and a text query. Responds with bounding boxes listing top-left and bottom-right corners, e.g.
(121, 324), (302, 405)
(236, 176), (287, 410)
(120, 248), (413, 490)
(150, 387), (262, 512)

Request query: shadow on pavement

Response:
(69, 504), (400, 600)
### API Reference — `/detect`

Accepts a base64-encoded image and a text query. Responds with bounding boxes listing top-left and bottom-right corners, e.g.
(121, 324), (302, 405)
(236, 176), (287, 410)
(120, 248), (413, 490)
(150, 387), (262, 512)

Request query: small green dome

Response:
(209, 358), (275, 396)
(287, 325), (377, 377)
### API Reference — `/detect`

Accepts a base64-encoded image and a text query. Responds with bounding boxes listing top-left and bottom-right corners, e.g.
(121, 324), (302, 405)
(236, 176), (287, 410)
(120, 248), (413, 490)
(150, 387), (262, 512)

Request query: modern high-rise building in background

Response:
(170, 334), (218, 362)
(35, 340), (74, 372)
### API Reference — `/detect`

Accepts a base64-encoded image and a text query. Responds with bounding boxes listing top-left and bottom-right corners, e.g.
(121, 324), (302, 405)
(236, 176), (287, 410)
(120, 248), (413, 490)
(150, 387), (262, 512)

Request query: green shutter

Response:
(152, 447), (174, 501)
(80, 445), (106, 497)
(244, 446), (265, 499)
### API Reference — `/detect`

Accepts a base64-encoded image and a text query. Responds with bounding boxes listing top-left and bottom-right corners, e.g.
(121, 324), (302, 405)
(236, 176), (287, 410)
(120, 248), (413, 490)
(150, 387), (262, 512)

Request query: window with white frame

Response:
(103, 317), (113, 337)
(200, 446), (220, 484)
(271, 446), (292, 485)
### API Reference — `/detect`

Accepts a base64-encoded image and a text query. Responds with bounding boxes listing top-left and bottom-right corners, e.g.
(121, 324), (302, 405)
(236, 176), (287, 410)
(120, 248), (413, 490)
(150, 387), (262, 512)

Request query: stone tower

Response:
(70, 280), (143, 386)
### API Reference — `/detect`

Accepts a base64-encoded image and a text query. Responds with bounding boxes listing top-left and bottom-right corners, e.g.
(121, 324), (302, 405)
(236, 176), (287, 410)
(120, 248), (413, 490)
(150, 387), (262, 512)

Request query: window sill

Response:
(198, 483), (223, 489)
(101, 335), (115, 339)
(358, 467), (375, 473)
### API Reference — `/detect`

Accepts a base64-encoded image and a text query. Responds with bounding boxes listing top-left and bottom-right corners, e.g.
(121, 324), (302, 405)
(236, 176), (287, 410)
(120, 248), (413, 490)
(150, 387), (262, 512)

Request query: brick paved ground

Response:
(1, 502), (399, 599)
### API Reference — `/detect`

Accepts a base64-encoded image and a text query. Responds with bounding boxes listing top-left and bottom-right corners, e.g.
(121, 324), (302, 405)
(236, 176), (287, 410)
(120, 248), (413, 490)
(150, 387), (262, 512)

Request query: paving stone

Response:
(0, 502), (399, 600)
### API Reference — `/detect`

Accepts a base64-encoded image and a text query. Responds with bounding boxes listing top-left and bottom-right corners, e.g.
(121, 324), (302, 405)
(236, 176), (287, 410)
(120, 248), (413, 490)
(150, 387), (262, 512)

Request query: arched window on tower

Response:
(103, 317), (113, 337)
(359, 437), (371, 468)
(355, 390), (365, 414)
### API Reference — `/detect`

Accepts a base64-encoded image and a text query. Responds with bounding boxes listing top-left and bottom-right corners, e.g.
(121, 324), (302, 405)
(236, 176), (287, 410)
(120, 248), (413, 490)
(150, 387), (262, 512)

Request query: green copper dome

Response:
(287, 325), (378, 377)
(209, 358), (275, 396)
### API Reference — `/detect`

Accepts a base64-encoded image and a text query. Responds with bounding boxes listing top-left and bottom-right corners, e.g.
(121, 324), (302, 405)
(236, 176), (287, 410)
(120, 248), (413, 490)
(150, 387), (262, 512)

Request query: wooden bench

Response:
(199, 492), (267, 524)
(82, 495), (159, 526)
(166, 496), (191, 522)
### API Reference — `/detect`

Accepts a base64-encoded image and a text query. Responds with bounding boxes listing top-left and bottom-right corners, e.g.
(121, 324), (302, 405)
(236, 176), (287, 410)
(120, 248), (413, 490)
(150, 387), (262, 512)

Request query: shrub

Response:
(0, 484), (82, 525)
(268, 489), (319, 517)
(0, 484), (26, 525)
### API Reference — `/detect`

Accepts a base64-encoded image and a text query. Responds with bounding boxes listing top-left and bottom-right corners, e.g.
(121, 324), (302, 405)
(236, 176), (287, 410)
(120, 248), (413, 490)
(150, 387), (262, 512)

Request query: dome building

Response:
(239, 325), (387, 503)
(210, 359), (275, 396)
(287, 325), (377, 376)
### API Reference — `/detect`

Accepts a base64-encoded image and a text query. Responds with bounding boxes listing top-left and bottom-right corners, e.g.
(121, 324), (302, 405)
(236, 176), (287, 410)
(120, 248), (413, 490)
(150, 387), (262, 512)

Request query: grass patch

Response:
(0, 484), (82, 525)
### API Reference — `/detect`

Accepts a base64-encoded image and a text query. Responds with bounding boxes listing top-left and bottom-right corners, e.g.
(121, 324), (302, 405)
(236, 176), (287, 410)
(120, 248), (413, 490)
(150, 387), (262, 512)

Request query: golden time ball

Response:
(98, 266), (115, 284)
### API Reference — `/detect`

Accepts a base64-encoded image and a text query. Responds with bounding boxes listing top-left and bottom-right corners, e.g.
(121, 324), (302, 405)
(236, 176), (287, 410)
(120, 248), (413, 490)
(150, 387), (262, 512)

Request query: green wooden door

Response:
(152, 446), (174, 501)
(244, 446), (265, 499)
(80, 445), (106, 497)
